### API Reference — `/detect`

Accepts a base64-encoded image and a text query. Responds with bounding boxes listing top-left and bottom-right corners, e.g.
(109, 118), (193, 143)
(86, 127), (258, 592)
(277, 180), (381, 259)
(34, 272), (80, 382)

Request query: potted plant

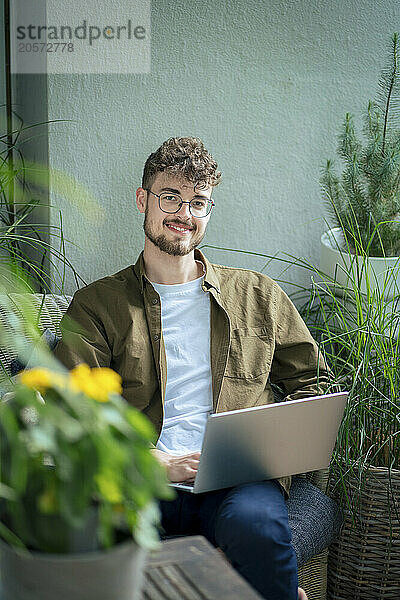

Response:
(315, 36), (400, 597)
(293, 261), (400, 600)
(320, 33), (400, 302)
(0, 295), (173, 600)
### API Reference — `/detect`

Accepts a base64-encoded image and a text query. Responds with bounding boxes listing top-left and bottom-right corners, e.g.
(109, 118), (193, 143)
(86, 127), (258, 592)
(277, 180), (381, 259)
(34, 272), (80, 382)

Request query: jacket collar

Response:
(133, 249), (220, 294)
(195, 249), (220, 293)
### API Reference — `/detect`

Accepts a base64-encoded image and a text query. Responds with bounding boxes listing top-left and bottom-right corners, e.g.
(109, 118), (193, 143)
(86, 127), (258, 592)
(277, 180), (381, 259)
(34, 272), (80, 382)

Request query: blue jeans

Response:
(159, 480), (298, 600)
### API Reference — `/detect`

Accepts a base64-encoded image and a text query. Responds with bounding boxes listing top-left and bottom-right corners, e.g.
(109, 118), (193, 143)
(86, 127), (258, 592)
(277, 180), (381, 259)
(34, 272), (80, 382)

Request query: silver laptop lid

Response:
(188, 392), (348, 494)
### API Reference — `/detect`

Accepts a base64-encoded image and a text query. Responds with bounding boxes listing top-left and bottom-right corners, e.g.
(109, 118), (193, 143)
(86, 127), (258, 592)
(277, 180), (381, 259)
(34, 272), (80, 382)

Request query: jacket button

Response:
(154, 334), (160, 342)
(152, 298), (158, 305)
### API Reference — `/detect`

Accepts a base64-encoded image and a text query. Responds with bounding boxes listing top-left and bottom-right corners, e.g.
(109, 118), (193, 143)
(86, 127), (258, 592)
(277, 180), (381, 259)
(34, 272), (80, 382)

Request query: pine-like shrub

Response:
(321, 33), (400, 258)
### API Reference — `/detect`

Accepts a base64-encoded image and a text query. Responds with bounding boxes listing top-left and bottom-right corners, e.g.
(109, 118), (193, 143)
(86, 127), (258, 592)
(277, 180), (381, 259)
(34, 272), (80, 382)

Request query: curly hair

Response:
(142, 137), (221, 190)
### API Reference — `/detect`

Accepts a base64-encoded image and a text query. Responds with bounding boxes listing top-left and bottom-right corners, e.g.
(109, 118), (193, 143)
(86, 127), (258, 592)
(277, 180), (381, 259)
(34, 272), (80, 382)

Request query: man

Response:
(54, 137), (329, 600)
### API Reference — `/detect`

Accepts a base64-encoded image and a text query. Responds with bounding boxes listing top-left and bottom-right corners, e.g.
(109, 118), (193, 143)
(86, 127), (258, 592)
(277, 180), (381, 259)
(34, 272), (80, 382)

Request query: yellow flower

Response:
(19, 368), (67, 393)
(19, 368), (53, 393)
(69, 364), (122, 402)
(91, 367), (122, 400)
(69, 363), (94, 396)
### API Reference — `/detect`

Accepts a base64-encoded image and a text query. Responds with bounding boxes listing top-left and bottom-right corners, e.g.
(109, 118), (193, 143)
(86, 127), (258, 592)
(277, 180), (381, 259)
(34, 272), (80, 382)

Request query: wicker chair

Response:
(0, 293), (343, 600)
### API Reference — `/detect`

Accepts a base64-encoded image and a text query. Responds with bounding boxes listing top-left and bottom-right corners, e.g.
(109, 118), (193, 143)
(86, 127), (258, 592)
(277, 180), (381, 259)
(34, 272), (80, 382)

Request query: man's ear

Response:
(136, 187), (147, 214)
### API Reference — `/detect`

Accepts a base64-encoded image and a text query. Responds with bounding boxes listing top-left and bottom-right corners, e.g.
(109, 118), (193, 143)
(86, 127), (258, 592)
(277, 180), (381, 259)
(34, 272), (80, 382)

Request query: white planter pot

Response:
(0, 539), (147, 600)
(320, 228), (400, 300)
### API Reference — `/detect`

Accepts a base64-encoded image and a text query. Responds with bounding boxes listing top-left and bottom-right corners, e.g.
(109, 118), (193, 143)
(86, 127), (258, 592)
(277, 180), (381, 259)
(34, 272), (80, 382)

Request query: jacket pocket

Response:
(225, 326), (272, 379)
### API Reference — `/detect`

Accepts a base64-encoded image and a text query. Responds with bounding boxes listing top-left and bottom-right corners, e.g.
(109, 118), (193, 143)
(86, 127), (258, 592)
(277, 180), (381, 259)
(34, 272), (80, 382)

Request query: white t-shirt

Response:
(151, 275), (213, 455)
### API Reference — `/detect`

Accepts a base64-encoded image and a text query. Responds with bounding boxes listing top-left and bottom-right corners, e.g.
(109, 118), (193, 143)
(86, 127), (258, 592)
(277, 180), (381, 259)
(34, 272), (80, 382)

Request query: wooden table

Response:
(143, 536), (262, 599)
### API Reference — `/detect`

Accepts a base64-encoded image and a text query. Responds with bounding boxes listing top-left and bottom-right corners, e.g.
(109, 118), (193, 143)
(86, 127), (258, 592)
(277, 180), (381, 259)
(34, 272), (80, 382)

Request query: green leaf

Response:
(0, 521), (26, 549)
(125, 408), (157, 443)
(0, 482), (17, 501)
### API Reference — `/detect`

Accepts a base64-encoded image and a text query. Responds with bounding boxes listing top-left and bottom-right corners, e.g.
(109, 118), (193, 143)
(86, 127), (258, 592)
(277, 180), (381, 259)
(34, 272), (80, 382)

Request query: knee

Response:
(217, 508), (290, 553)
(215, 485), (292, 556)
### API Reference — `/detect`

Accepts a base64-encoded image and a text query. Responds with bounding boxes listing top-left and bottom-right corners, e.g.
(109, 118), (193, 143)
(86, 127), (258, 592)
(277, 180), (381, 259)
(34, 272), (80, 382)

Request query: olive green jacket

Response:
(54, 250), (330, 496)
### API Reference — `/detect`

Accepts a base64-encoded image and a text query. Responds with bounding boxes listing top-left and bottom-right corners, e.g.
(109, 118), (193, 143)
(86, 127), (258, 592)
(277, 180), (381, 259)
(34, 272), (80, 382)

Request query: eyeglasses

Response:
(145, 189), (215, 218)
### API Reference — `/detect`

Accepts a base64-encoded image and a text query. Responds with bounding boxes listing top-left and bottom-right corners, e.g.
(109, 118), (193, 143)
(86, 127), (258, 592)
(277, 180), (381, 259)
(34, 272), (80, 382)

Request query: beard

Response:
(143, 208), (205, 256)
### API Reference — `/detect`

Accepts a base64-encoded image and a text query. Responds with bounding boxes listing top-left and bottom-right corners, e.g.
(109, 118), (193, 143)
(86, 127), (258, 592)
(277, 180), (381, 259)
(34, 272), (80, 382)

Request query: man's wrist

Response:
(151, 448), (171, 467)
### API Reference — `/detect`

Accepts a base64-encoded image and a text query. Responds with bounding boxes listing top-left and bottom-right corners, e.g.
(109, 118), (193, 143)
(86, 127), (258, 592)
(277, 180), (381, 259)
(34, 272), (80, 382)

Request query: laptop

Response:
(171, 392), (348, 494)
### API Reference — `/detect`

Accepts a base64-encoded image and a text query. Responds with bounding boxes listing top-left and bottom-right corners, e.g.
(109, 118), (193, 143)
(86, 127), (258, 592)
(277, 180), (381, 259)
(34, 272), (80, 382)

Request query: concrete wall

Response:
(47, 0), (399, 294)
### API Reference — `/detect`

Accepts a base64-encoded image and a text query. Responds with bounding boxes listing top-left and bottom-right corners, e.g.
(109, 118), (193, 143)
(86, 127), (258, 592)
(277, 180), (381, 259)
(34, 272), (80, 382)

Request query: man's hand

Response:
(151, 449), (201, 482)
